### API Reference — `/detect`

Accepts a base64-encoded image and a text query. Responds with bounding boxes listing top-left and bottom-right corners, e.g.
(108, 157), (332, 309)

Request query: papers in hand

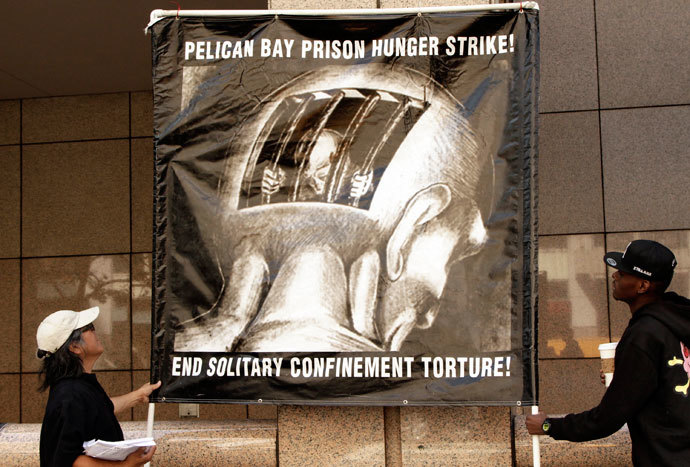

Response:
(83, 437), (156, 461)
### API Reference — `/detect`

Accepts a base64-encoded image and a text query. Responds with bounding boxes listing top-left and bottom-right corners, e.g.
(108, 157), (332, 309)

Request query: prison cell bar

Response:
(290, 90), (346, 202)
(262, 94), (315, 204)
(326, 92), (380, 203)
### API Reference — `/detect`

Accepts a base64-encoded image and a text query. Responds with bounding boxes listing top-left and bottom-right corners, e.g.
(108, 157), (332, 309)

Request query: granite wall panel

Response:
(131, 92), (153, 138)
(277, 406), (385, 466)
(537, 0), (598, 113)
(0, 100), (20, 145)
(0, 374), (20, 423)
(131, 138), (154, 253)
(596, 0), (690, 108)
(0, 260), (20, 373)
(22, 140), (130, 257)
(538, 112), (603, 234)
(22, 93), (129, 143)
(21, 374), (49, 424)
(0, 145), (20, 258)
(400, 407), (512, 466)
(601, 106), (690, 232)
(538, 359), (606, 414)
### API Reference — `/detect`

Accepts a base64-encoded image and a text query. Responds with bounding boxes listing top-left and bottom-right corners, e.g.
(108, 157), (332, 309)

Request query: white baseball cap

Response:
(36, 307), (100, 356)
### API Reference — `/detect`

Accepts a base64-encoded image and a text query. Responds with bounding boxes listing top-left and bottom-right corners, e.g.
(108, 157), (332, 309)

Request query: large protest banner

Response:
(149, 4), (539, 406)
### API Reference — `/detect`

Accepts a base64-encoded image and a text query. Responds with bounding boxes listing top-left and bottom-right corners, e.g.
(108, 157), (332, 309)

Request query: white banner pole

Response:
(531, 405), (541, 467)
(146, 2), (540, 31)
(144, 402), (155, 467)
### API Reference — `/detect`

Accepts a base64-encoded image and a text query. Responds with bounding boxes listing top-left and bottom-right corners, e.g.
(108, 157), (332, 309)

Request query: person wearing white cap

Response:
(36, 306), (160, 467)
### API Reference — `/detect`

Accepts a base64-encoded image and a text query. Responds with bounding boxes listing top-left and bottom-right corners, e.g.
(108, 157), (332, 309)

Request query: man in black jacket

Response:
(527, 239), (690, 466)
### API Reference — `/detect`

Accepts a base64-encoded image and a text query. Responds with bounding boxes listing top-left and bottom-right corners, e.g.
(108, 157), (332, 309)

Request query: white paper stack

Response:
(83, 437), (156, 461)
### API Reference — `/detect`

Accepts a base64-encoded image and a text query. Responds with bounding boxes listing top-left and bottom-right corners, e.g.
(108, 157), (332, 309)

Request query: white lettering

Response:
(445, 357), (457, 378)
(633, 266), (652, 276)
(446, 37), (456, 56)
(457, 357), (467, 377)
(251, 358), (261, 376)
(469, 357), (480, 377)
(372, 39), (383, 57)
(197, 356), (513, 379)
(429, 36), (439, 56)
(481, 357), (493, 377)
(421, 356), (432, 377)
(172, 356), (182, 376)
(353, 357), (363, 377)
(365, 356), (379, 377)
(283, 39), (294, 57)
(468, 37), (479, 56)
(206, 357), (217, 376)
(221, 41), (232, 59)
(177, 356), (202, 376)
(291, 357), (301, 376)
(494, 357), (504, 377)
(407, 37), (417, 56)
(185, 42), (195, 60)
(432, 357), (443, 378)
(302, 40), (365, 59)
(498, 35), (508, 54)
(301, 40), (312, 58)
(216, 357), (228, 376)
(261, 38), (272, 57)
(445, 36), (511, 56)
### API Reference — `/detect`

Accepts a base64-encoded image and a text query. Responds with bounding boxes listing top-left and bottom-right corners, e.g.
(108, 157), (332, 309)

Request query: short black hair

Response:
(37, 328), (86, 392)
(650, 279), (671, 294)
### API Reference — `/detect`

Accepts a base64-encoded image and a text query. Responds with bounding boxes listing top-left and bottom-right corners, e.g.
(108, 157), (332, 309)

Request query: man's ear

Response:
(638, 279), (651, 294)
(386, 184), (452, 281)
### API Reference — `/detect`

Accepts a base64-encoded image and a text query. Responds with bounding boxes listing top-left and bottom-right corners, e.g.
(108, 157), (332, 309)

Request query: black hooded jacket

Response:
(548, 292), (690, 466)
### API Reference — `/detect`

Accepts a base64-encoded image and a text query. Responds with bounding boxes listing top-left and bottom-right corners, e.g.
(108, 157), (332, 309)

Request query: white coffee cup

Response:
(598, 342), (618, 387)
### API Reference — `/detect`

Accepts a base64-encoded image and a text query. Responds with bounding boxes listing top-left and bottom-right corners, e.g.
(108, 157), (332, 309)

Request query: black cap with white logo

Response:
(603, 239), (677, 283)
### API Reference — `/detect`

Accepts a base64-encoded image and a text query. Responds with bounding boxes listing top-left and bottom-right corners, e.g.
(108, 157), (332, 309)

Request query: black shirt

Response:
(548, 293), (690, 466)
(40, 373), (124, 467)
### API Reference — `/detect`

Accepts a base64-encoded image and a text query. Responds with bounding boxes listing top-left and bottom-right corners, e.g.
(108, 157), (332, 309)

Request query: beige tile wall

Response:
(277, 406), (386, 466)
(0, 101), (20, 145)
(0, 260), (20, 373)
(538, 112), (604, 234)
(595, 0), (690, 109)
(22, 94), (129, 143)
(0, 91), (256, 424)
(0, 146), (20, 257)
(22, 141), (130, 257)
(0, 1), (688, 465)
(537, 0), (598, 113)
(0, 375), (20, 422)
(400, 407), (512, 465)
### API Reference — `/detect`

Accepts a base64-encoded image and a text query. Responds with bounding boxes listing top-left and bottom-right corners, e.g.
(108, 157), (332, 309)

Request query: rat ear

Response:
(386, 184), (452, 281)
